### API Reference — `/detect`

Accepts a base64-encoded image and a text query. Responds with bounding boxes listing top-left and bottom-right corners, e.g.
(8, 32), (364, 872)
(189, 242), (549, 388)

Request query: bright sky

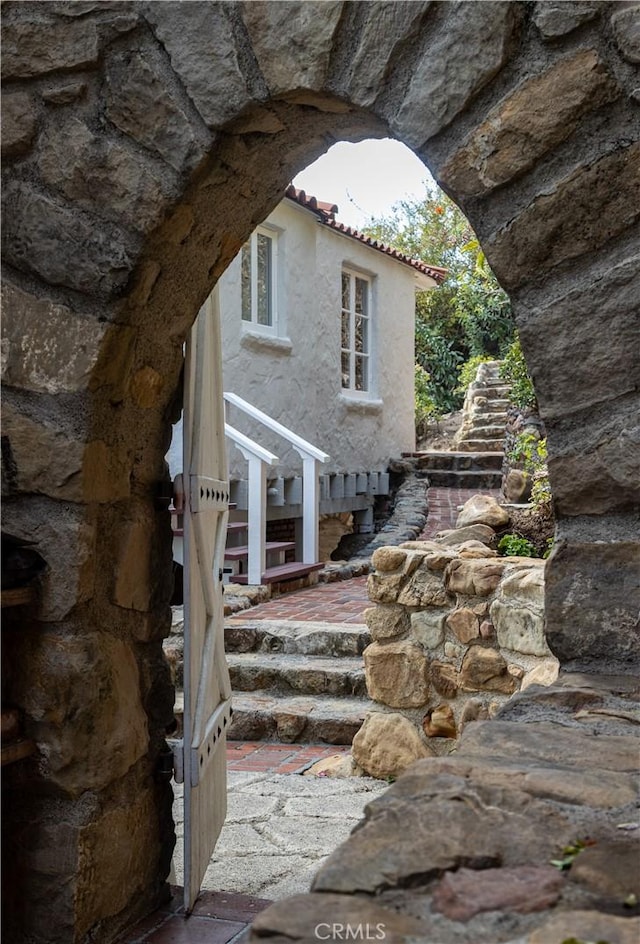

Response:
(293, 138), (435, 231)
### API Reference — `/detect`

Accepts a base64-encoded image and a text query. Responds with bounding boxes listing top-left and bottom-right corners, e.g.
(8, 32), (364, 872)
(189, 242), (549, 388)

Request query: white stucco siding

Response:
(219, 199), (427, 478)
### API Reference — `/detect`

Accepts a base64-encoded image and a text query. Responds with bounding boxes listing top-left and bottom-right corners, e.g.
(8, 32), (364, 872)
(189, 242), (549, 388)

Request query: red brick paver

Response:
(229, 575), (369, 623)
(227, 740), (349, 774)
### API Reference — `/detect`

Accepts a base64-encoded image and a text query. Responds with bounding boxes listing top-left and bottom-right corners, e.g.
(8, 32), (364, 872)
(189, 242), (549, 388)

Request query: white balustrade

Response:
(224, 393), (329, 582)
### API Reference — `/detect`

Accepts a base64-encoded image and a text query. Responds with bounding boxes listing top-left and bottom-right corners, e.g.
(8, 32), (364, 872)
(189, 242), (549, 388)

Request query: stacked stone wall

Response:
(353, 498), (559, 778)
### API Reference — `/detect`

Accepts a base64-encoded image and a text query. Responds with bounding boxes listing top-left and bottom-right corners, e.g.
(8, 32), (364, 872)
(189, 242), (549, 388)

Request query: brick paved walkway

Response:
(228, 575), (370, 623)
(227, 740), (349, 774)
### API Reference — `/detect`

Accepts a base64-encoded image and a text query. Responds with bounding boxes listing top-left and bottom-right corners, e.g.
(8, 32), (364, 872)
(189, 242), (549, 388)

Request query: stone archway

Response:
(2, 2), (638, 940)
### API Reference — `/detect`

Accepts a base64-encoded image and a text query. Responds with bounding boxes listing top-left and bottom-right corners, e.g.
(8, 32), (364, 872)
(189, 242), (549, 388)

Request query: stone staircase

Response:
(454, 360), (511, 453)
(404, 450), (504, 489)
(224, 618), (380, 744)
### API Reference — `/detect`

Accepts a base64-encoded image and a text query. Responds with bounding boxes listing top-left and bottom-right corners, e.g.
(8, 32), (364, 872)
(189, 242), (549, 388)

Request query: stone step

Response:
(421, 469), (503, 489)
(227, 652), (367, 698)
(227, 692), (382, 744)
(412, 451), (504, 472)
(463, 424), (507, 438)
(471, 398), (510, 412)
(469, 410), (509, 424)
(470, 385), (511, 399)
(457, 438), (506, 452)
(224, 619), (370, 656)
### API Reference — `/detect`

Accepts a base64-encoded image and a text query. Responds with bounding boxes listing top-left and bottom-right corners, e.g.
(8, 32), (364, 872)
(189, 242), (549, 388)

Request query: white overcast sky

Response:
(293, 138), (435, 231)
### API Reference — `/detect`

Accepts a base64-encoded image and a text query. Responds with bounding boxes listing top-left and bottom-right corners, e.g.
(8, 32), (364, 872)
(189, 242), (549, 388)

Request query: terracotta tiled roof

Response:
(285, 185), (447, 285)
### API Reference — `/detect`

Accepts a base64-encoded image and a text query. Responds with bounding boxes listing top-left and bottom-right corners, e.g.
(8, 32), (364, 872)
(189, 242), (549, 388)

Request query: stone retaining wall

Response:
(352, 497), (559, 778)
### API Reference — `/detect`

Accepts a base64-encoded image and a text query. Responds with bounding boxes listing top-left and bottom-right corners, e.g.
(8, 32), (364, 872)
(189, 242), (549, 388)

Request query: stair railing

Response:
(224, 424), (278, 586)
(223, 392), (329, 583)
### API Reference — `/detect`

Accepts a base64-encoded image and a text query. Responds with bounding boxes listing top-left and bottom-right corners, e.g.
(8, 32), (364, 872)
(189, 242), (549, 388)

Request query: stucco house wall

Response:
(219, 196), (437, 479)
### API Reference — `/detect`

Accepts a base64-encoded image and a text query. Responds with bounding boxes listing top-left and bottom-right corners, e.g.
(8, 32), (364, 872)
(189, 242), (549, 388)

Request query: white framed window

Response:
(241, 227), (278, 332)
(341, 269), (372, 394)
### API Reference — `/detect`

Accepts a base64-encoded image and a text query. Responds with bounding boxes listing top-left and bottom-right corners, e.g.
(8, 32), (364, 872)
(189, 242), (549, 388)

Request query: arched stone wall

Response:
(2, 2), (638, 940)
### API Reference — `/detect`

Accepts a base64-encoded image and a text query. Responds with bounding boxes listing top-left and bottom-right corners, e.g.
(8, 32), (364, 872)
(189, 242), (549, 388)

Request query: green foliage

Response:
(550, 838), (594, 872)
(509, 433), (552, 514)
(415, 325), (463, 414)
(500, 336), (537, 409)
(508, 432), (546, 475)
(363, 188), (516, 412)
(455, 354), (495, 397)
(497, 534), (536, 558)
(414, 364), (440, 432)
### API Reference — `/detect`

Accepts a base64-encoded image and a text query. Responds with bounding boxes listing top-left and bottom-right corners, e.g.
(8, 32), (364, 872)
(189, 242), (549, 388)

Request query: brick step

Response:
(411, 451), (504, 472)
(227, 692), (384, 744)
(228, 652), (367, 698)
(233, 561), (324, 586)
(224, 541), (296, 561)
(421, 469), (503, 489)
(457, 438), (506, 452)
(224, 619), (370, 656)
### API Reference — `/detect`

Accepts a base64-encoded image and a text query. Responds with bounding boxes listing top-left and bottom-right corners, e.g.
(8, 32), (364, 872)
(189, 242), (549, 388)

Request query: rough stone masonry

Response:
(1, 2), (639, 941)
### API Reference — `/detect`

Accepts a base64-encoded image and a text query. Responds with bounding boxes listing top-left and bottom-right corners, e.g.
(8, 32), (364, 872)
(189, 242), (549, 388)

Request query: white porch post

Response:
(246, 455), (267, 585)
(302, 456), (320, 564)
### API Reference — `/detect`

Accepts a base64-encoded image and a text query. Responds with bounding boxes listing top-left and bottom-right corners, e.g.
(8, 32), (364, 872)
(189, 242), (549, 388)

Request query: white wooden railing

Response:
(223, 392), (329, 585)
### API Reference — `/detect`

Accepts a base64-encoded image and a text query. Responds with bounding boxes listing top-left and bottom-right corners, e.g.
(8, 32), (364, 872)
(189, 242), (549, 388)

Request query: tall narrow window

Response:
(241, 228), (276, 330)
(341, 270), (371, 393)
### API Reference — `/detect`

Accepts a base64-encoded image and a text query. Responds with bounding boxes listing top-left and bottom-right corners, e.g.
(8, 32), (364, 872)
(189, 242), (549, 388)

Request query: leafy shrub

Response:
(414, 364), (440, 434)
(455, 354), (495, 397)
(509, 433), (552, 515)
(416, 326), (464, 414)
(500, 336), (537, 409)
(498, 534), (536, 557)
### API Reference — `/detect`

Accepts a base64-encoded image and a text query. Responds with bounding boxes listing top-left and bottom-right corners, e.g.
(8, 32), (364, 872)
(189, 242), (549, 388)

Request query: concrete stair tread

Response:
(227, 691), (383, 744)
(228, 651), (365, 673)
(224, 619), (369, 656)
(228, 651), (367, 698)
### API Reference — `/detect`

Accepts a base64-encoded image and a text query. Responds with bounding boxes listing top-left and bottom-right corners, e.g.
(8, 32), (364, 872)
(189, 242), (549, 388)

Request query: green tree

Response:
(364, 188), (515, 414)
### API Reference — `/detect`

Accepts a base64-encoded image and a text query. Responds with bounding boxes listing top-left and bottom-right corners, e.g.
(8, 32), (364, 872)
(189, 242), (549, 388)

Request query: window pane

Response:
(355, 277), (367, 315)
(342, 273), (350, 311)
(241, 243), (251, 321)
(341, 310), (350, 350)
(355, 315), (369, 354)
(341, 351), (350, 389)
(355, 354), (368, 392)
(256, 233), (272, 326)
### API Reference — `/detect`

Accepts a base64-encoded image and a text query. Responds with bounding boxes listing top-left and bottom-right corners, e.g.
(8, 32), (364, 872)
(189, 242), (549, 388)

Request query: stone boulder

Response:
(503, 468), (532, 503)
(352, 712), (434, 779)
(363, 603), (409, 641)
(459, 645), (517, 694)
(456, 494), (510, 529)
(436, 523), (498, 548)
(363, 640), (429, 708)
